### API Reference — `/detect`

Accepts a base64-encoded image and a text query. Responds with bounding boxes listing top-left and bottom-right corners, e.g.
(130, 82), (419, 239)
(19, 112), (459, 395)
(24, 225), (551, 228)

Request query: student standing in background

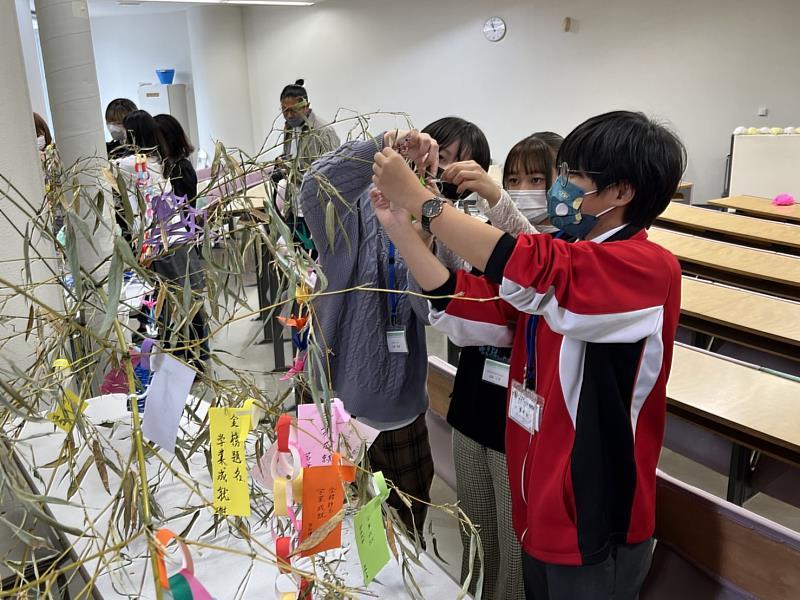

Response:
(155, 113), (198, 203)
(154, 112), (208, 365)
(105, 98), (138, 158)
(276, 79), (340, 254)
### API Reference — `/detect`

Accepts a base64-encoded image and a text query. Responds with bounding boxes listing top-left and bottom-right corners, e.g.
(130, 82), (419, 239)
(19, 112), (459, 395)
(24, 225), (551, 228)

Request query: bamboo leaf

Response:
(0, 516), (50, 549)
(102, 167), (119, 193)
(66, 455), (93, 500)
(115, 171), (134, 229)
(64, 215), (82, 299)
(93, 190), (105, 233)
(91, 440), (110, 494)
(24, 304), (34, 342)
(290, 506), (345, 557)
(324, 200), (336, 250)
(99, 245), (123, 336)
(23, 224), (31, 284)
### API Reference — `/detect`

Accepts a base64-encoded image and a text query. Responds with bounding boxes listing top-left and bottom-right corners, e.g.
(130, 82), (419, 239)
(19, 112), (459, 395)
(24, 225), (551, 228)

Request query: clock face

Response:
(483, 16), (507, 42)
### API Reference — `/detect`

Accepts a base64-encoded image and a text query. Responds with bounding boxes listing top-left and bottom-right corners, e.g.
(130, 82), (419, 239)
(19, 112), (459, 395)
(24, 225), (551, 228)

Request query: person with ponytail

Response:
(276, 78), (340, 254)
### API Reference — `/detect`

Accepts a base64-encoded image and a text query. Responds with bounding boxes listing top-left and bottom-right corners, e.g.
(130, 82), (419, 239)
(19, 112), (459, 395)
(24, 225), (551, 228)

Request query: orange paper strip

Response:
(299, 465), (344, 557)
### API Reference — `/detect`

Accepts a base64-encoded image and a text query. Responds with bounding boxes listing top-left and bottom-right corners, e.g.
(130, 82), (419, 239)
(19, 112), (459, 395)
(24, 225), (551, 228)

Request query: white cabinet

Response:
(137, 83), (199, 161)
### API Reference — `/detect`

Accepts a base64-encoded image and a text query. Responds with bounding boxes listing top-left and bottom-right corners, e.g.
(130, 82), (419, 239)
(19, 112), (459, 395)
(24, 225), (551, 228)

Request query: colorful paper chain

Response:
(155, 528), (215, 600)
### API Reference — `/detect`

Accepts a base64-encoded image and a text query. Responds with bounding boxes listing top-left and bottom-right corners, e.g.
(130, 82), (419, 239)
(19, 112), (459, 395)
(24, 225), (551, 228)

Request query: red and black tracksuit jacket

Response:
(427, 225), (681, 566)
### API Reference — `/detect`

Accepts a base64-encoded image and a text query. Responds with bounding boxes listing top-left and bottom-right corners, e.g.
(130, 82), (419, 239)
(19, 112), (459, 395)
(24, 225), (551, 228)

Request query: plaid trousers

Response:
(367, 413), (434, 538)
(453, 428), (525, 600)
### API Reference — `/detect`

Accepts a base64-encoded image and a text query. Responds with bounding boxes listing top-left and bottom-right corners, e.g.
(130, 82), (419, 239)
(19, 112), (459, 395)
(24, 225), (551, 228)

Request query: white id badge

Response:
(386, 327), (409, 354)
(482, 358), (511, 388)
(509, 381), (543, 434)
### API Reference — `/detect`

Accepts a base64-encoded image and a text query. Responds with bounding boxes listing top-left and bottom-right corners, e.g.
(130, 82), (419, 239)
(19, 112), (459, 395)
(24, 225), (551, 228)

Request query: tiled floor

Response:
(214, 284), (800, 589)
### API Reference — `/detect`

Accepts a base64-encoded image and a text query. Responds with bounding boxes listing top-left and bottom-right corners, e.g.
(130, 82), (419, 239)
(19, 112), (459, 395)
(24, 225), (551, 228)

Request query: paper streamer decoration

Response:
(209, 399), (254, 516)
(296, 399), (380, 468)
(155, 528), (214, 600)
(299, 464), (345, 557)
(354, 471), (392, 585)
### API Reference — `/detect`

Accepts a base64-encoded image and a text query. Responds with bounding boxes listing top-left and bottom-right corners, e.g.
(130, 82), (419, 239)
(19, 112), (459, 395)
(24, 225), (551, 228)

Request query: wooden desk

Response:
(708, 195), (800, 225)
(681, 278), (800, 362)
(667, 344), (800, 466)
(673, 181), (693, 204)
(648, 228), (800, 299)
(657, 202), (800, 252)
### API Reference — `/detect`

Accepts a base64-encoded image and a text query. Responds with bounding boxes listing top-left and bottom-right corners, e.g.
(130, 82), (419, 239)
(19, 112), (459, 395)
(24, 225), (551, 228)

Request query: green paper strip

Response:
(169, 571), (194, 600)
(373, 471), (390, 503)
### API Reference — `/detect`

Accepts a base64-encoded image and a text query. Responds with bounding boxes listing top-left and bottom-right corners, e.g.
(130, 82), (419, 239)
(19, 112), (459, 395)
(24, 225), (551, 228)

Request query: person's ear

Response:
(609, 181), (635, 207)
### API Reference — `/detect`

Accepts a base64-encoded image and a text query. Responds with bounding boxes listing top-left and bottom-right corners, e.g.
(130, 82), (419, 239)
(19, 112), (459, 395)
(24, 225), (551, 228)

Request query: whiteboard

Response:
(729, 134), (800, 199)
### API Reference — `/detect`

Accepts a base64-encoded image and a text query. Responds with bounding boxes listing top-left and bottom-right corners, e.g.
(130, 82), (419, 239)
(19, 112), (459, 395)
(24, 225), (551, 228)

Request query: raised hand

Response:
(372, 147), (428, 214)
(384, 129), (439, 177)
(442, 160), (501, 206)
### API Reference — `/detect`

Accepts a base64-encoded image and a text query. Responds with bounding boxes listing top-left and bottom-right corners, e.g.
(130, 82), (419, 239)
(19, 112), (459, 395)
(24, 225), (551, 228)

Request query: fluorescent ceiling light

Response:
(132, 0), (314, 4)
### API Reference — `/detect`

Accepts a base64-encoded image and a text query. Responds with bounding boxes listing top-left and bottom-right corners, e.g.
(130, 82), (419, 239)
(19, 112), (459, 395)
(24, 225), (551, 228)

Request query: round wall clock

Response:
(483, 16), (507, 42)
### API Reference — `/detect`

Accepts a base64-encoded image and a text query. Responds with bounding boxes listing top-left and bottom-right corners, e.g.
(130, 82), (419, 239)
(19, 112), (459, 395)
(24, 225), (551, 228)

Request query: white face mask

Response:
(107, 123), (127, 143)
(508, 189), (557, 232)
(37, 135), (46, 151)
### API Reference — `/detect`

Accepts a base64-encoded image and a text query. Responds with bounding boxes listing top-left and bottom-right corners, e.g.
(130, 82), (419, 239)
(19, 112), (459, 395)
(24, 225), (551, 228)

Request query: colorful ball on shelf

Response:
(770, 127), (784, 135)
(733, 126), (747, 135)
(787, 127), (798, 134)
(758, 127), (771, 134)
(746, 127), (759, 135)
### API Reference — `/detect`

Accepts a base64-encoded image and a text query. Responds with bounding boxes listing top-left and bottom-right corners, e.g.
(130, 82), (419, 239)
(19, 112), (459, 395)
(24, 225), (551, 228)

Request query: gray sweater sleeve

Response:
(299, 135), (385, 258)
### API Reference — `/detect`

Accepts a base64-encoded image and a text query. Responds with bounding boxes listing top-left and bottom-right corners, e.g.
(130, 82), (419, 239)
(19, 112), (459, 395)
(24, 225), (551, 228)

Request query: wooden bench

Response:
(656, 202), (800, 253)
(708, 195), (800, 225)
(642, 471), (800, 600)
(680, 277), (800, 363)
(648, 228), (800, 300)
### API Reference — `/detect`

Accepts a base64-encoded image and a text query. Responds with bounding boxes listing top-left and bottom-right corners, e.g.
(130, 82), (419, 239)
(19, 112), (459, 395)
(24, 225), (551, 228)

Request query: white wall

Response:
(244, 0), (800, 203)
(187, 6), (255, 156)
(90, 11), (193, 138)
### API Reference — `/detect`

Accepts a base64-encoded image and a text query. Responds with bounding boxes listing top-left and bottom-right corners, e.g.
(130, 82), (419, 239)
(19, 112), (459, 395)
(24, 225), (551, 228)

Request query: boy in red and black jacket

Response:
(370, 111), (686, 599)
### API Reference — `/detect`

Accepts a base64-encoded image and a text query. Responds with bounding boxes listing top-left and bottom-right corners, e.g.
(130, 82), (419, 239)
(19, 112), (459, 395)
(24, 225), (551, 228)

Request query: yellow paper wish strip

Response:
(209, 403), (253, 517)
(47, 390), (87, 432)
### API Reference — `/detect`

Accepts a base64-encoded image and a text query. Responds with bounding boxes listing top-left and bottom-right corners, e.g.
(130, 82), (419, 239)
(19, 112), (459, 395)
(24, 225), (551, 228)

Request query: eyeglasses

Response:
(556, 162), (604, 187)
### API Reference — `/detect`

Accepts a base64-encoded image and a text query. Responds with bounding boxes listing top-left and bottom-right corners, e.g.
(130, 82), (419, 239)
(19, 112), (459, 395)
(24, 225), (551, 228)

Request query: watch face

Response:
(483, 16), (506, 42)
(422, 199), (444, 218)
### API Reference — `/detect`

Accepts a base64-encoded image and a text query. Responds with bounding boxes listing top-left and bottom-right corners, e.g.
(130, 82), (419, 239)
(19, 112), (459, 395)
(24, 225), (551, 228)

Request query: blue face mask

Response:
(547, 178), (614, 239)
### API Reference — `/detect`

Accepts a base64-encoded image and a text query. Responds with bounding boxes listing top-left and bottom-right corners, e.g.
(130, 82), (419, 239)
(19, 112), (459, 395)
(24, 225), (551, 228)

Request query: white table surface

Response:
(15, 394), (467, 599)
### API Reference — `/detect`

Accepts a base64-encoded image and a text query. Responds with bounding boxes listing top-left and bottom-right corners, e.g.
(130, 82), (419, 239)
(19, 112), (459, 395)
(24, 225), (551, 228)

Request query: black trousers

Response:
(522, 538), (654, 600)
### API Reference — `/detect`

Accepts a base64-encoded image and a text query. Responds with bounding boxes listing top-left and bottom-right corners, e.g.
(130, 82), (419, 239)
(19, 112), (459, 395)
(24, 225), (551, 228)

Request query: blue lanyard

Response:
(524, 315), (539, 390)
(388, 241), (400, 325)
(523, 231), (568, 390)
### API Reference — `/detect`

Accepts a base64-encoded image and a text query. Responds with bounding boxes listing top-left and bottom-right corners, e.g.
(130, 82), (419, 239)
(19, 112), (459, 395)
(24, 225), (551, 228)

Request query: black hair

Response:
(154, 113), (194, 163)
(33, 112), (52, 146)
(557, 111), (686, 228)
(503, 133), (563, 189)
(105, 98), (138, 123)
(122, 110), (167, 158)
(421, 117), (491, 171)
(280, 79), (308, 101)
